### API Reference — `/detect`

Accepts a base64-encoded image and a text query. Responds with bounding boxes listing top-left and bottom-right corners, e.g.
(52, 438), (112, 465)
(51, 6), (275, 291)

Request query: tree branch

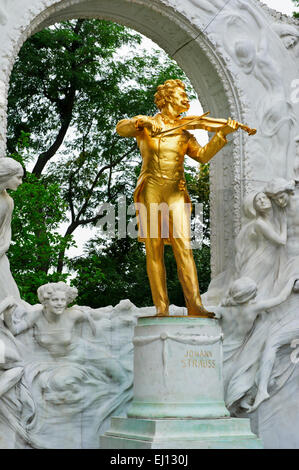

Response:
(32, 19), (86, 176)
(32, 86), (76, 176)
(74, 143), (136, 223)
(56, 143), (136, 273)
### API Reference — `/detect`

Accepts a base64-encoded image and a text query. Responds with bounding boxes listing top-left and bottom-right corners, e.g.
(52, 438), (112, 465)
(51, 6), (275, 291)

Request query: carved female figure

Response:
(264, 178), (296, 256)
(203, 188), (287, 306)
(5, 281), (97, 356)
(235, 191), (287, 299)
(217, 277), (294, 360)
(218, 277), (296, 411)
(0, 157), (23, 302)
(263, 177), (299, 296)
(2, 283), (128, 448)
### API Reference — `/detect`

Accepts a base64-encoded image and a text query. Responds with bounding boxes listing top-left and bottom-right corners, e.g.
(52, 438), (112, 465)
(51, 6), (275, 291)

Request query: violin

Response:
(154, 111), (257, 136)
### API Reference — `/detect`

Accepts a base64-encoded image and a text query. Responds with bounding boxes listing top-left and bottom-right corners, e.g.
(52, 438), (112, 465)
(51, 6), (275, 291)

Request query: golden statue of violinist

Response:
(116, 79), (256, 317)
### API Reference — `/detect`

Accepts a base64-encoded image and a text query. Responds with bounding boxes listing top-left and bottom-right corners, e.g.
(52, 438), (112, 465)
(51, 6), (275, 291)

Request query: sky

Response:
(63, 0), (298, 260)
(262, 0), (297, 16)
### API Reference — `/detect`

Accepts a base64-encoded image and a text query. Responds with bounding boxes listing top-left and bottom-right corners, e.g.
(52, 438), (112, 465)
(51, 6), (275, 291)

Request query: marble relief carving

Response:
(220, 0), (295, 179)
(206, 174), (299, 418)
(0, 285), (154, 448)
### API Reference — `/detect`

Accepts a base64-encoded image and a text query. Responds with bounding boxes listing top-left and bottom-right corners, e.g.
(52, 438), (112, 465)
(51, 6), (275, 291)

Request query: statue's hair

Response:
(221, 277), (257, 307)
(154, 79), (186, 110)
(264, 178), (295, 197)
(0, 157), (23, 186)
(37, 281), (78, 305)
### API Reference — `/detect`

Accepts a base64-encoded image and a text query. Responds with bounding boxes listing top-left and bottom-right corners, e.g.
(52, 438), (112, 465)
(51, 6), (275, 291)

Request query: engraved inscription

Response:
(181, 349), (216, 368)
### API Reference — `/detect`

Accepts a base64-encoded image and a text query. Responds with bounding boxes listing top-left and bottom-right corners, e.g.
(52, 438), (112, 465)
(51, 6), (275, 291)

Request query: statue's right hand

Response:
(135, 117), (162, 134)
(135, 117), (151, 131)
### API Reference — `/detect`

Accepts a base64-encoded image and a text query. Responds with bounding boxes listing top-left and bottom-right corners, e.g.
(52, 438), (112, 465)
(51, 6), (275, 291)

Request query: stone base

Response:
(101, 317), (262, 449)
(129, 317), (229, 419)
(101, 416), (263, 449)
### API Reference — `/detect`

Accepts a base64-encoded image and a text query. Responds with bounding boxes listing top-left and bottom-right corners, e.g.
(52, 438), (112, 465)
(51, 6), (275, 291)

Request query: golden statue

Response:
(116, 79), (255, 318)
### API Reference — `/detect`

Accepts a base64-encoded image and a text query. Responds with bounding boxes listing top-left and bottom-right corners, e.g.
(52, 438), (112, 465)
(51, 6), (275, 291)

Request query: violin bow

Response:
(153, 111), (210, 136)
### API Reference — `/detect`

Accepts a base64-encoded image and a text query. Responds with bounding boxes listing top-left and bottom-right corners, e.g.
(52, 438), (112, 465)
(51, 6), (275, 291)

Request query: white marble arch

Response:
(0, 0), (297, 279)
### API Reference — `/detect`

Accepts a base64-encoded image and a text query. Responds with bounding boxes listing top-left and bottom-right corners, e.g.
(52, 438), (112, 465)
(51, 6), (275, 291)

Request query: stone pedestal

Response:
(101, 317), (262, 449)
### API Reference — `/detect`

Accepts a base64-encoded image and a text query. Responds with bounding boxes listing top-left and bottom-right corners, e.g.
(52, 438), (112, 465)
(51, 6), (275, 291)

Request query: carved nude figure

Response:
(235, 191), (287, 298)
(264, 178), (297, 259)
(1, 284), (130, 448)
(217, 277), (295, 359)
(4, 282), (98, 356)
(0, 297), (23, 397)
(203, 187), (288, 306)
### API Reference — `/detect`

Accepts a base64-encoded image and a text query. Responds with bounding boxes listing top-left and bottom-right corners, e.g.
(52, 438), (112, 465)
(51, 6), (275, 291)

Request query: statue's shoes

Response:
(188, 307), (215, 319)
(154, 308), (215, 318)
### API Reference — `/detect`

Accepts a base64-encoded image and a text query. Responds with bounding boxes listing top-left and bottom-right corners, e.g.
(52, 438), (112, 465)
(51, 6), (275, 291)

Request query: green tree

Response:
(70, 237), (151, 308)
(7, 19), (192, 298)
(9, 172), (73, 303)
